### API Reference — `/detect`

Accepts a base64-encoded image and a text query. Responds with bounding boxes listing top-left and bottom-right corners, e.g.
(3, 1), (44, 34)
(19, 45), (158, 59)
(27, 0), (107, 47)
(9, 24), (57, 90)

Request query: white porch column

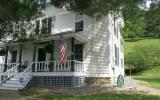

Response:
(4, 46), (9, 72)
(71, 38), (75, 71)
(32, 43), (37, 72)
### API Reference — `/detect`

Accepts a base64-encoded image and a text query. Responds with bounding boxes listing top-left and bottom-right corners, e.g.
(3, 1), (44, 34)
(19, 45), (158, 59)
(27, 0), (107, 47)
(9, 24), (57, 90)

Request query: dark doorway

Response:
(75, 44), (83, 61)
(11, 50), (17, 63)
(38, 48), (46, 61)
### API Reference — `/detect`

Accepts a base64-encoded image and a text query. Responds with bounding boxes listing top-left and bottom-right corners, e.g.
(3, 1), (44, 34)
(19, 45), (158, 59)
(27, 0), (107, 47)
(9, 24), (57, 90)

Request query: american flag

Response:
(60, 33), (67, 64)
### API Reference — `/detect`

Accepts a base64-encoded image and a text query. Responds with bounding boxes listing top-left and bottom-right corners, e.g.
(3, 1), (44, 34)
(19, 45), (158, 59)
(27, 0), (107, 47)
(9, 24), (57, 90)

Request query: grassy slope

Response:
(132, 67), (160, 89)
(125, 39), (160, 89)
(125, 39), (160, 55)
(41, 93), (160, 100)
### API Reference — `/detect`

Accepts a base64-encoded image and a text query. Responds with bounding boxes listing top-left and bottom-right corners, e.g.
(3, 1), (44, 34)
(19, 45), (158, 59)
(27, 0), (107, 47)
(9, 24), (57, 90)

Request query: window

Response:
(120, 40), (123, 52)
(121, 59), (123, 68)
(75, 14), (83, 32)
(35, 17), (52, 35)
(75, 44), (83, 61)
(114, 45), (119, 66)
(114, 21), (119, 38)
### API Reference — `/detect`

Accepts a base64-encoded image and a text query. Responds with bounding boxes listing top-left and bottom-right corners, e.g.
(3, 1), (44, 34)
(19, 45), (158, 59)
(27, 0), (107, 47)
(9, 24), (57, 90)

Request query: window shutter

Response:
(35, 20), (40, 35)
(48, 17), (52, 34)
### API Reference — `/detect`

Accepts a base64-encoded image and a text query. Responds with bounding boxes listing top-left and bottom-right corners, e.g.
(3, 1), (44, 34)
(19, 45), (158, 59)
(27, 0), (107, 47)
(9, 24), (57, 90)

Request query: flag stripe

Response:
(59, 33), (67, 64)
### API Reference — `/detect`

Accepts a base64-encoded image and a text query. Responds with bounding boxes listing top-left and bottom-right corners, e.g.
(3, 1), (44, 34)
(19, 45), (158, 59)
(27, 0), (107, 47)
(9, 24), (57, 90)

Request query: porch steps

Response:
(0, 75), (32, 90)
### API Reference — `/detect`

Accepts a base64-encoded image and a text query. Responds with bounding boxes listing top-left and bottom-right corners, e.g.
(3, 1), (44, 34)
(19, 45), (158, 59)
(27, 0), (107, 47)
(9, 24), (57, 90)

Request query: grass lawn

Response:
(40, 93), (160, 100)
(132, 67), (160, 89)
(125, 39), (160, 89)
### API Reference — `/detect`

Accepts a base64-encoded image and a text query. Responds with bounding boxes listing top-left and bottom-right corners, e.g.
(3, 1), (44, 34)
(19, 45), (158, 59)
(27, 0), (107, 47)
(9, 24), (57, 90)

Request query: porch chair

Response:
(20, 61), (28, 72)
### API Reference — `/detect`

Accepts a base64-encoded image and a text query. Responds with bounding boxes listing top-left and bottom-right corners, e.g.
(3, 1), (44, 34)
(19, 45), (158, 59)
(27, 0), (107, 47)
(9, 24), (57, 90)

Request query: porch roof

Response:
(4, 32), (89, 46)
(35, 32), (89, 43)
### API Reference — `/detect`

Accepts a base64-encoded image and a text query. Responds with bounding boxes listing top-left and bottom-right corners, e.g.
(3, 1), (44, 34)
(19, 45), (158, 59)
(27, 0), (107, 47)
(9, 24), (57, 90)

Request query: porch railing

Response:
(6, 63), (18, 70)
(0, 64), (5, 72)
(18, 62), (33, 89)
(32, 60), (84, 72)
(0, 63), (20, 72)
(0, 63), (20, 84)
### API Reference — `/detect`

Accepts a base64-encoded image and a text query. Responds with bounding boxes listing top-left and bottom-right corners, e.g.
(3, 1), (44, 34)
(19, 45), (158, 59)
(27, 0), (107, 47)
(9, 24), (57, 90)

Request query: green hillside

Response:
(125, 39), (160, 89)
(125, 39), (160, 55)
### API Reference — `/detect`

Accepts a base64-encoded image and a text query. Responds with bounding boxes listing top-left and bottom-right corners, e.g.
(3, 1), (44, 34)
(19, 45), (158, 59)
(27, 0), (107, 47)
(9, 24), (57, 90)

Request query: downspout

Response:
(112, 12), (116, 83)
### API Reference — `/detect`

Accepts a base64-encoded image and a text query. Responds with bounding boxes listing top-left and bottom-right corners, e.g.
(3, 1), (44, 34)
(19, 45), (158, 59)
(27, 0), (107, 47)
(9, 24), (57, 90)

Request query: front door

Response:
(37, 48), (46, 72)
(75, 44), (83, 61)
(38, 48), (46, 61)
(11, 50), (17, 63)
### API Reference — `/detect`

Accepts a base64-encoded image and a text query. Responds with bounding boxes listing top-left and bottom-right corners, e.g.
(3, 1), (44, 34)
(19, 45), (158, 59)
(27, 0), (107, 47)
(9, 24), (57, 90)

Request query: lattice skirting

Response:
(27, 76), (85, 88)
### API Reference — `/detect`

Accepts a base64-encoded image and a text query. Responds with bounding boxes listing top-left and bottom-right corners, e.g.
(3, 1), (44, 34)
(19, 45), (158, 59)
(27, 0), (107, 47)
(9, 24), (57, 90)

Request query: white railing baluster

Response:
(31, 60), (85, 72)
(68, 61), (69, 71)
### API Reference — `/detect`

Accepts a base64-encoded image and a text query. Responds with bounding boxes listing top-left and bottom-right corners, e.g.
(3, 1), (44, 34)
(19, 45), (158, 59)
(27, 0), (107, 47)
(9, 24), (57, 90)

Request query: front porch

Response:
(0, 33), (88, 89)
(0, 60), (86, 90)
(0, 32), (88, 73)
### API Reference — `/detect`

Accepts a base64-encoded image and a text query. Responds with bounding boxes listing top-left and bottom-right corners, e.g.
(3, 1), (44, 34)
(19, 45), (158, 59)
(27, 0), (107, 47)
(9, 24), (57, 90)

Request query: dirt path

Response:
(137, 85), (160, 95)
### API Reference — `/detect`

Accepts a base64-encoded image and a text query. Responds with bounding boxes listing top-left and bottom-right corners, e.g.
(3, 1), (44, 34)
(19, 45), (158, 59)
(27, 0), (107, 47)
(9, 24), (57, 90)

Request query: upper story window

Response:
(35, 17), (52, 35)
(113, 20), (119, 38)
(75, 14), (83, 32)
(116, 25), (119, 38)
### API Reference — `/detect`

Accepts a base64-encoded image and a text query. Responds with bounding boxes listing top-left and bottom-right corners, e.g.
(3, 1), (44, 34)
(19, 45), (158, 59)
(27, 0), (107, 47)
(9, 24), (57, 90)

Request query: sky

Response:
(146, 0), (152, 8)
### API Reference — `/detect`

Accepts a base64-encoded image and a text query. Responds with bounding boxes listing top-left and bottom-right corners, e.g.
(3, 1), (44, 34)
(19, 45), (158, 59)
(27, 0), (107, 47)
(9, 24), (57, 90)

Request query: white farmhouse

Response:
(0, 3), (124, 90)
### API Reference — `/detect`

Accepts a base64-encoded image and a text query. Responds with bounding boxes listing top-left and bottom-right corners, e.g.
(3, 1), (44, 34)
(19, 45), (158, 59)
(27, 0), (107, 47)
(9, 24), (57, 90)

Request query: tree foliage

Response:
(122, 7), (146, 38)
(145, 2), (160, 37)
(0, 0), (40, 22)
(0, 0), (159, 42)
(0, 0), (43, 42)
(51, 0), (145, 17)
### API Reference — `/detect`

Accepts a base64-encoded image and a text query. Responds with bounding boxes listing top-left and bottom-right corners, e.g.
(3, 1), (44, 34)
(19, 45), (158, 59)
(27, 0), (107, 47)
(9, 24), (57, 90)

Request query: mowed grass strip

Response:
(41, 93), (160, 100)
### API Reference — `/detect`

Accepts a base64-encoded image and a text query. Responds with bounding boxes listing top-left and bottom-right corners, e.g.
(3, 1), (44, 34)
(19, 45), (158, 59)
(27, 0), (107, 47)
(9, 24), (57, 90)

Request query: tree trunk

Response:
(129, 65), (132, 76)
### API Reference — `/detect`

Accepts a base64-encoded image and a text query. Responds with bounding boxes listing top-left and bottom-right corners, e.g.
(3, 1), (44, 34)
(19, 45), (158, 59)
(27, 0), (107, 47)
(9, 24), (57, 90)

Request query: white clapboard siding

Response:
(84, 16), (111, 77)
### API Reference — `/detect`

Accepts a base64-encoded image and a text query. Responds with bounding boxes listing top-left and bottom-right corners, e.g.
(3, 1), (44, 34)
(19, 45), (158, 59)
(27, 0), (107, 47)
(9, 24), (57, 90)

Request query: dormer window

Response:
(75, 14), (83, 32)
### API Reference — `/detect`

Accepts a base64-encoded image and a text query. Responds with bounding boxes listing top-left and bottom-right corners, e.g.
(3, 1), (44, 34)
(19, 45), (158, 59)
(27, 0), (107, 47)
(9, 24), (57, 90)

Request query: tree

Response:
(51, 0), (145, 17)
(145, 2), (160, 37)
(0, 0), (43, 42)
(0, 0), (156, 41)
(122, 7), (146, 38)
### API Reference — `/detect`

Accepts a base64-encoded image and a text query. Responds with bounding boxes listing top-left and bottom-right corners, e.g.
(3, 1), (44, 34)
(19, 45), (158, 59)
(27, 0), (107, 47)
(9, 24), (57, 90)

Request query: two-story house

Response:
(0, 3), (124, 90)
